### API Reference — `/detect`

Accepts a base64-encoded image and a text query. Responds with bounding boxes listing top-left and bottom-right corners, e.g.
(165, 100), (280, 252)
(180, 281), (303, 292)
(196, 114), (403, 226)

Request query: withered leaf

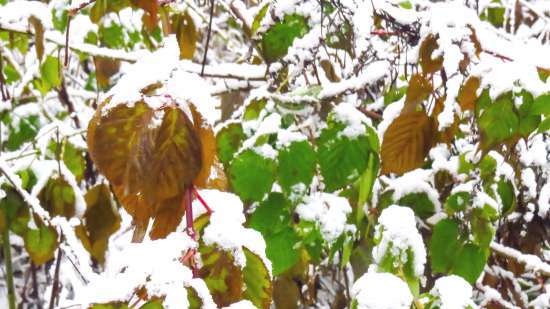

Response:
(457, 76), (480, 112)
(419, 34), (443, 75)
(28, 16), (44, 61)
(402, 73), (432, 114)
(94, 57), (121, 89)
(381, 111), (436, 175)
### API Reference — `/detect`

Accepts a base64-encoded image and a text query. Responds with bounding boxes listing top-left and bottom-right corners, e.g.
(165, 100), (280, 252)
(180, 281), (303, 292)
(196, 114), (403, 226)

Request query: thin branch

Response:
(201, 0), (216, 76)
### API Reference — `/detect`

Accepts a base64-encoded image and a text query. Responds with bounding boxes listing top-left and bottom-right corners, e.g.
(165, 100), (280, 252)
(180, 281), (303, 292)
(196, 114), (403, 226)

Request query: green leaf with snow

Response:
(317, 121), (375, 192)
(261, 14), (309, 63)
(397, 192), (435, 219)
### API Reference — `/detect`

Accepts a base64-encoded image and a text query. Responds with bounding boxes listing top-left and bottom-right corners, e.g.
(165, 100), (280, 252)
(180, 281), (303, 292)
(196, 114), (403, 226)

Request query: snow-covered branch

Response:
(490, 242), (550, 276)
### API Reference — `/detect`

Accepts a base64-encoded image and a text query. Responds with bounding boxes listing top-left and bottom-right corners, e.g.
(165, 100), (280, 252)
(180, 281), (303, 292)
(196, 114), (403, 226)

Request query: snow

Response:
(75, 232), (210, 308)
(295, 192), (353, 243)
(383, 169), (441, 212)
(0, 1), (53, 29)
(351, 271), (413, 309)
(431, 275), (476, 309)
(372, 205), (427, 276)
(319, 61), (389, 99)
(194, 189), (272, 274)
(332, 102), (369, 138)
(538, 182), (550, 218)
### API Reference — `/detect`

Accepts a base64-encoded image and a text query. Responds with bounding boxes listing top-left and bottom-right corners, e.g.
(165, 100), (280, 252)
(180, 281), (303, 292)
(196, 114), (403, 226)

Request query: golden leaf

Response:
(381, 111), (436, 175)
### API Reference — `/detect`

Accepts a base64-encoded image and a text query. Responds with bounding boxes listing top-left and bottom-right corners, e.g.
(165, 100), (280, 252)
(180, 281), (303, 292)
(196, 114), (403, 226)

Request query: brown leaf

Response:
(132, 0), (159, 32)
(94, 57), (121, 89)
(381, 111), (436, 175)
(28, 16), (44, 61)
(149, 196), (184, 240)
(173, 12), (197, 60)
(468, 26), (483, 57)
(419, 34), (443, 75)
(192, 107), (216, 188)
(273, 275), (299, 309)
(432, 96), (459, 144)
(402, 73), (432, 114)
(320, 59), (340, 82)
(457, 76), (480, 111)
(87, 99), (203, 241)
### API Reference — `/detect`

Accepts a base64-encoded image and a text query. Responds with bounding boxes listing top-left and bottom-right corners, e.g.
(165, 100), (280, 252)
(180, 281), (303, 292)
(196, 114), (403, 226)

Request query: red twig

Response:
(192, 186), (212, 214)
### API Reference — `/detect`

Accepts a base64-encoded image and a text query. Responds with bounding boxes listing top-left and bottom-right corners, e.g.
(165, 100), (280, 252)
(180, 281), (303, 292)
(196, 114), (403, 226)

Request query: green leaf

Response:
(518, 91), (540, 137)
(251, 4), (269, 35)
(478, 93), (518, 151)
(217, 123), (245, 165)
(229, 149), (276, 202)
(470, 211), (495, 249)
(452, 243), (486, 284)
(318, 121), (374, 192)
(0, 188), (30, 236)
(243, 248), (272, 309)
(24, 224), (58, 266)
(496, 178), (515, 216)
(397, 192), (435, 219)
(38, 177), (76, 219)
(261, 14), (309, 63)
(3, 114), (40, 151)
(186, 287), (203, 309)
(40, 55), (61, 90)
(249, 193), (300, 275)
(531, 93), (550, 116)
(444, 191), (470, 214)
(538, 117), (550, 133)
(277, 140), (316, 193)
(430, 219), (462, 273)
(243, 99), (267, 121)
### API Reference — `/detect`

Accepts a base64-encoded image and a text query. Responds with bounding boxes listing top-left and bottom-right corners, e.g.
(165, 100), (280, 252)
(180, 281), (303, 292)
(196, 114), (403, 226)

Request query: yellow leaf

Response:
(381, 111), (436, 175)
(174, 12), (197, 60)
